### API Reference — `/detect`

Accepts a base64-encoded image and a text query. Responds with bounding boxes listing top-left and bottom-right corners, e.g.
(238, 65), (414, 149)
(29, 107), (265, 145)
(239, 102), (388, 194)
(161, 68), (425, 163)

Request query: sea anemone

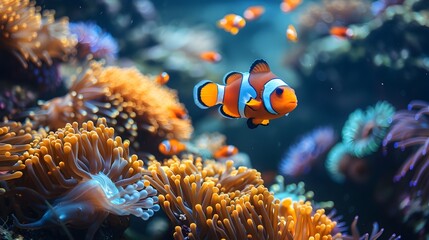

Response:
(341, 216), (400, 240)
(279, 126), (336, 177)
(69, 22), (118, 61)
(12, 118), (159, 239)
(31, 62), (193, 152)
(0, 0), (76, 68)
(145, 155), (340, 239)
(342, 101), (395, 158)
(0, 120), (34, 181)
(325, 142), (370, 183)
(384, 100), (429, 203)
(0, 85), (37, 119)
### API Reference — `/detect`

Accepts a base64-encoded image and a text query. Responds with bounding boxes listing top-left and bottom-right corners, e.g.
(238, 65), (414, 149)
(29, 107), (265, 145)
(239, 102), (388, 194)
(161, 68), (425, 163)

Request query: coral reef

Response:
(10, 119), (159, 239)
(31, 62), (193, 153)
(145, 155), (340, 239)
(279, 126), (336, 177)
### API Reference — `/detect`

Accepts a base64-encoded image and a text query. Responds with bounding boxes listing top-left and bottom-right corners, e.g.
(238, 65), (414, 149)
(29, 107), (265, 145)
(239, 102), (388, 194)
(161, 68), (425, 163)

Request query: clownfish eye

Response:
(275, 87), (284, 96)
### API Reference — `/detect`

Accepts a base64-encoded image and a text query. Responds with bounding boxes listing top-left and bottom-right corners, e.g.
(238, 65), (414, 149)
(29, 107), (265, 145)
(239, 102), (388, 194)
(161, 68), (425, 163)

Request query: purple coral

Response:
(279, 126), (336, 177)
(69, 22), (118, 61)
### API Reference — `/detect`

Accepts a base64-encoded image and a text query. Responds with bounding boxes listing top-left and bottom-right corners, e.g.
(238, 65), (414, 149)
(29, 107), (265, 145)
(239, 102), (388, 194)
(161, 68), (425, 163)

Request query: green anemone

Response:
(342, 101), (395, 157)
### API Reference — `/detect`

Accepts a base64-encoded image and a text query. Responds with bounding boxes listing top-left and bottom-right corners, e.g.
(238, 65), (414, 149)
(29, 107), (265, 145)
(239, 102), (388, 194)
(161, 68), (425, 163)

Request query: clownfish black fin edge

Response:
(219, 106), (239, 119)
(249, 59), (270, 74)
(223, 71), (242, 84)
(247, 118), (259, 129)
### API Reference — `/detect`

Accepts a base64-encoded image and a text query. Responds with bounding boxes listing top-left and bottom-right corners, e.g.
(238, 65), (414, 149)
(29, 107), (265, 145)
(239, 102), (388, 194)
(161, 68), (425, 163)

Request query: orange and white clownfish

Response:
(193, 59), (298, 129)
(217, 14), (246, 35)
(158, 139), (187, 155)
(213, 145), (239, 159)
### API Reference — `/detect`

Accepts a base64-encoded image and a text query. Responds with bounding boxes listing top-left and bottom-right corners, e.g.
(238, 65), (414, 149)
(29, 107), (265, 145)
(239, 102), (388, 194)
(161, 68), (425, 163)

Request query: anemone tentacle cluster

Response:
(11, 118), (159, 239)
(0, 120), (40, 182)
(32, 62), (193, 152)
(0, 0), (76, 68)
(145, 155), (340, 239)
(342, 101), (395, 158)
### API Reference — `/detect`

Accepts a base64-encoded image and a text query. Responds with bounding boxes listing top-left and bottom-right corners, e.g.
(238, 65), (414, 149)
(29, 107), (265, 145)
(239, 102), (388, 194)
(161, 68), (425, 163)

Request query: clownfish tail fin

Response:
(193, 80), (224, 109)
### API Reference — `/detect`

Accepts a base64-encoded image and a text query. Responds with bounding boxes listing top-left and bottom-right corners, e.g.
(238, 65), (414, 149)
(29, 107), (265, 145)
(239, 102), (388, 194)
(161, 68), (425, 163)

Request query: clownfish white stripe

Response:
(217, 85), (225, 104)
(263, 78), (288, 115)
(238, 72), (256, 117)
(162, 140), (171, 152)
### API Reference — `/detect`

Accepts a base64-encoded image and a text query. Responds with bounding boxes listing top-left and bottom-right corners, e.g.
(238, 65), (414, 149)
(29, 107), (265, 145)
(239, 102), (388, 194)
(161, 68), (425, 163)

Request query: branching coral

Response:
(145, 156), (339, 239)
(0, 0), (76, 68)
(12, 119), (159, 239)
(0, 120), (36, 181)
(31, 62), (192, 152)
(383, 100), (429, 203)
(342, 101), (395, 158)
(280, 126), (336, 177)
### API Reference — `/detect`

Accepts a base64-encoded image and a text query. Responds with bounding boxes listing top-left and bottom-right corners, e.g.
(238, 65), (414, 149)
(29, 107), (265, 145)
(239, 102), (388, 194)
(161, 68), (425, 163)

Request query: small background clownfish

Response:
(217, 14), (246, 35)
(193, 59), (298, 129)
(158, 139), (187, 155)
(213, 145), (239, 159)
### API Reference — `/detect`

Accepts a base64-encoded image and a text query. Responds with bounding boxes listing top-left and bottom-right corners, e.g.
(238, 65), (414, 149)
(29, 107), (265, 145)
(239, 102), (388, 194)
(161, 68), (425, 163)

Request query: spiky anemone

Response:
(0, 0), (76, 68)
(384, 100), (429, 203)
(31, 62), (192, 152)
(12, 119), (159, 239)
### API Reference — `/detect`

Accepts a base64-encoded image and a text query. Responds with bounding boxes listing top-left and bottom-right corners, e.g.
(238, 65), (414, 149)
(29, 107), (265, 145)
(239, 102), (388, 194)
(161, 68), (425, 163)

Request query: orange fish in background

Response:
(286, 25), (298, 42)
(217, 14), (246, 35)
(158, 139), (187, 155)
(281, 0), (302, 12)
(155, 72), (169, 85)
(330, 26), (354, 39)
(200, 51), (222, 63)
(193, 59), (298, 129)
(243, 6), (265, 21)
(213, 145), (239, 159)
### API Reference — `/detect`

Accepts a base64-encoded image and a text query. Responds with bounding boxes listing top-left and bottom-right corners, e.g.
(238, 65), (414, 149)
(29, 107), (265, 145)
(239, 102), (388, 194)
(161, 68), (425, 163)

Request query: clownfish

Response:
(193, 59), (298, 129)
(286, 25), (298, 42)
(155, 72), (170, 85)
(217, 14), (246, 35)
(200, 51), (222, 63)
(213, 145), (239, 159)
(243, 6), (265, 21)
(330, 26), (354, 39)
(158, 139), (187, 155)
(281, 0), (302, 13)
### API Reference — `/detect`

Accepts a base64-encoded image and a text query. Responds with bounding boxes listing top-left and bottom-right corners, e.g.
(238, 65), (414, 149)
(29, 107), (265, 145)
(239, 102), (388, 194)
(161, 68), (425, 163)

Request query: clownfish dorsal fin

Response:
(223, 71), (242, 84)
(249, 59), (270, 74)
(246, 98), (262, 110)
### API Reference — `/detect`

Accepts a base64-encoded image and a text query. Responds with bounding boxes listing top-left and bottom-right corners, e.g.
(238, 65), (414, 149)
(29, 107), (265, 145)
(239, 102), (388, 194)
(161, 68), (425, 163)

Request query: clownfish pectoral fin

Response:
(246, 98), (262, 110)
(194, 80), (225, 109)
(219, 105), (240, 119)
(261, 119), (270, 126)
(223, 71), (242, 84)
(249, 59), (270, 74)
